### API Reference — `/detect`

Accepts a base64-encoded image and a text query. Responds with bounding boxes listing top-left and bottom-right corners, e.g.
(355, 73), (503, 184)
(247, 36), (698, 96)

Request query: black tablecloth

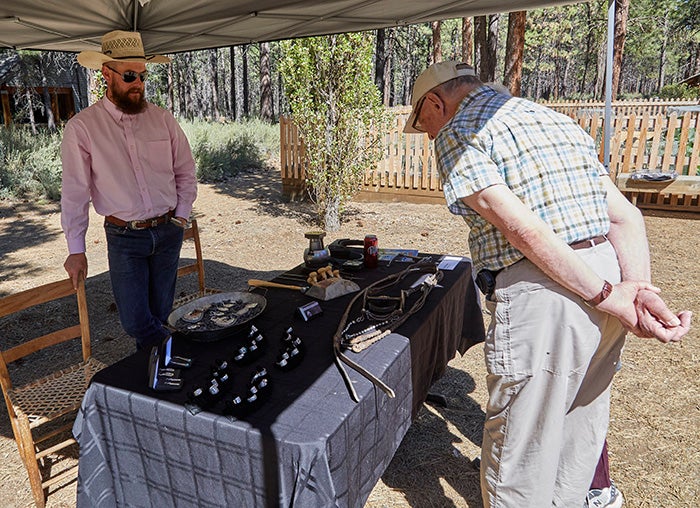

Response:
(74, 254), (484, 507)
(90, 255), (483, 418)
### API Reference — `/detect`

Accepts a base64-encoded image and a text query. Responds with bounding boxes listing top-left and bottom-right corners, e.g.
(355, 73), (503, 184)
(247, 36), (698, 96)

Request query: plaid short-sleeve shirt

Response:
(435, 86), (610, 274)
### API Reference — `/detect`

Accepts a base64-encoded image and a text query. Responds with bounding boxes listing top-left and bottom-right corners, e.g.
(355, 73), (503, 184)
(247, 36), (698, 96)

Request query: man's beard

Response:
(111, 87), (146, 114)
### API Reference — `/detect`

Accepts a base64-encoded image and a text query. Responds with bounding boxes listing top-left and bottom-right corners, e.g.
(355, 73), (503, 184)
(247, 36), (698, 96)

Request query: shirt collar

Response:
(460, 84), (498, 109)
(101, 96), (125, 122)
(435, 85), (500, 140)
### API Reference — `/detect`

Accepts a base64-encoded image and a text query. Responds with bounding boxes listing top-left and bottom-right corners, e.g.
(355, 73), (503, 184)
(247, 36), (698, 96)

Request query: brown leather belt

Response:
(569, 235), (608, 250)
(105, 210), (174, 230)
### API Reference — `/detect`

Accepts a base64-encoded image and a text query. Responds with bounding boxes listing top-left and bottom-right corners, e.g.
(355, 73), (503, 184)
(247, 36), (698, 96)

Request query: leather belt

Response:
(569, 235), (608, 250)
(105, 210), (174, 230)
(476, 235), (608, 298)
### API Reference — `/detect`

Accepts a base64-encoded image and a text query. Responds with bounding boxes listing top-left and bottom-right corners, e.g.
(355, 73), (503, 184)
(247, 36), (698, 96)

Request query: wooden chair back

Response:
(174, 219), (221, 308)
(0, 277), (105, 507)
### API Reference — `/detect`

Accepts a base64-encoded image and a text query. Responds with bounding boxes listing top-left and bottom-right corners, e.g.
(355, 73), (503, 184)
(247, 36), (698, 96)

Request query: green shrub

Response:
(181, 119), (279, 182)
(0, 119), (280, 200)
(658, 83), (700, 100)
(0, 126), (62, 200)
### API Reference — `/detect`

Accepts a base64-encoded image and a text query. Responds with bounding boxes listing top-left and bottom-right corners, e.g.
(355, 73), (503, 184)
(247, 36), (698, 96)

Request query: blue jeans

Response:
(105, 221), (184, 350)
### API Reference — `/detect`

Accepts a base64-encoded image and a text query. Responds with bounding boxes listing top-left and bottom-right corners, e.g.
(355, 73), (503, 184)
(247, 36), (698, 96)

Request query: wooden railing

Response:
(280, 100), (700, 211)
(543, 98), (698, 117)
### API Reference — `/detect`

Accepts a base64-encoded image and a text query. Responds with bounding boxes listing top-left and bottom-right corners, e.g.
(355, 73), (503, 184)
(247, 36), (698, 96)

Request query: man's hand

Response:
(596, 280), (660, 331)
(633, 289), (692, 343)
(64, 253), (88, 289)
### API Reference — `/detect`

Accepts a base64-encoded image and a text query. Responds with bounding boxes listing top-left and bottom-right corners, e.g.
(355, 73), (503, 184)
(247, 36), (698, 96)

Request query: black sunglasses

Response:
(105, 66), (148, 83)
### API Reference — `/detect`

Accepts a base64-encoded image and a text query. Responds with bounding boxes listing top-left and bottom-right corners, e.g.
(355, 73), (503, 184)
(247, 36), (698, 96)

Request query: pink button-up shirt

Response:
(60, 98), (197, 254)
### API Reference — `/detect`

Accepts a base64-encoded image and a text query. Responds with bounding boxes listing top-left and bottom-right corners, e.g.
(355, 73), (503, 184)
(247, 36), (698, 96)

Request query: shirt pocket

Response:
(142, 139), (173, 174)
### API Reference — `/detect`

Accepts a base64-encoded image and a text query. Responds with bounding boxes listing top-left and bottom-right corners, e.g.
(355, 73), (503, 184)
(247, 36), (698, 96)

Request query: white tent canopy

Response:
(1, 0), (579, 54)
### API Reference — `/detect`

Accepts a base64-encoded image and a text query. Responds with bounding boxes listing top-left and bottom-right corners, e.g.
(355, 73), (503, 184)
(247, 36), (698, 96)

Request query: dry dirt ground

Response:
(0, 164), (698, 507)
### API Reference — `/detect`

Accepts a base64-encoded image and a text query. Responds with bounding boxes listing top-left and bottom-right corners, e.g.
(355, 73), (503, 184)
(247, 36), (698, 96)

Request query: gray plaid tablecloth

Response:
(73, 333), (412, 508)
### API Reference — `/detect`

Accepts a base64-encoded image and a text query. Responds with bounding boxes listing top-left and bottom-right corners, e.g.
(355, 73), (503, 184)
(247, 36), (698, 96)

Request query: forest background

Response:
(0, 0), (699, 208)
(1, 0), (699, 132)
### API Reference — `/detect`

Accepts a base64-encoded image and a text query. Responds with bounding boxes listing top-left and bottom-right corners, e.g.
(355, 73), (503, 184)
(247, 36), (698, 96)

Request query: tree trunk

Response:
(474, 16), (485, 74)
(384, 29), (394, 106)
(260, 42), (273, 122)
(431, 21), (442, 64)
(657, 11), (669, 92)
(324, 195), (341, 232)
(612, 0), (629, 100)
(230, 46), (237, 120)
(375, 28), (387, 104)
(485, 14), (499, 82)
(242, 44), (250, 118)
(25, 89), (37, 135)
(167, 63), (174, 113)
(401, 26), (416, 105)
(594, 36), (606, 100)
(184, 52), (194, 119)
(579, 3), (595, 95)
(209, 49), (220, 120)
(475, 14), (499, 81)
(176, 60), (186, 117)
(461, 17), (473, 65)
(503, 11), (526, 96)
(38, 56), (56, 131)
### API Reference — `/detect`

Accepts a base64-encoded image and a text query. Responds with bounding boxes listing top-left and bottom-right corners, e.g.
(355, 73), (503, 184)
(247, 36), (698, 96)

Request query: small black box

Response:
(297, 300), (323, 321)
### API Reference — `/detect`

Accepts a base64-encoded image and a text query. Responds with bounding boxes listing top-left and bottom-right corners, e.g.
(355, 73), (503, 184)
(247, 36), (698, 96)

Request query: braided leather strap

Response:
(332, 260), (442, 402)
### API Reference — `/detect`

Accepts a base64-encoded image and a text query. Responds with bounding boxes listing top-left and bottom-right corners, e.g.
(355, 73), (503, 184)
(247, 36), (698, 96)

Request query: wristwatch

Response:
(584, 280), (613, 307)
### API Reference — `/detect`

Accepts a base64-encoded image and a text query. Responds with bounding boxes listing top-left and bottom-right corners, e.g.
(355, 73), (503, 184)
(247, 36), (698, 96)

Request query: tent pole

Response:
(604, 0), (615, 171)
(133, 0), (139, 31)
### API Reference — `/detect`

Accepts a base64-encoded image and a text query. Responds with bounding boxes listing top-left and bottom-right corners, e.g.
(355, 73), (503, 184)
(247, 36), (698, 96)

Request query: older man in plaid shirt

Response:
(404, 61), (690, 507)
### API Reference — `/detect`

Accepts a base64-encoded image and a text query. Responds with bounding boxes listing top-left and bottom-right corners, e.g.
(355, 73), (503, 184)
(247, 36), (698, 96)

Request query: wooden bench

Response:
(616, 174), (700, 213)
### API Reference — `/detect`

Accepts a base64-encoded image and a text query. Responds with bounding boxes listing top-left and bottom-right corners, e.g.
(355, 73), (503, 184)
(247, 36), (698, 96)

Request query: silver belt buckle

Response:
(129, 220), (147, 230)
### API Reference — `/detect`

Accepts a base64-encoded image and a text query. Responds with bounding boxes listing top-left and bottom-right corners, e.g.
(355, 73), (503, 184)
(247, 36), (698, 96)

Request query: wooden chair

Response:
(173, 219), (221, 308)
(0, 277), (105, 507)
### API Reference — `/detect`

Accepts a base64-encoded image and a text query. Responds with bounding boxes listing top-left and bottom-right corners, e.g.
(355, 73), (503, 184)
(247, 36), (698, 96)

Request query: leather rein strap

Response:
(332, 260), (443, 402)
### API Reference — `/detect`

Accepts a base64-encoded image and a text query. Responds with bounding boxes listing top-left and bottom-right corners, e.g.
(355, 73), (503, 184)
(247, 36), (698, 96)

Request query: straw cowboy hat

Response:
(77, 30), (170, 69)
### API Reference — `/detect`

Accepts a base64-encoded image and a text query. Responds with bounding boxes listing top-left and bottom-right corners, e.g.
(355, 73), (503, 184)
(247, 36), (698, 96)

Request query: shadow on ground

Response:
(205, 166), (374, 226)
(379, 366), (486, 507)
(0, 200), (63, 289)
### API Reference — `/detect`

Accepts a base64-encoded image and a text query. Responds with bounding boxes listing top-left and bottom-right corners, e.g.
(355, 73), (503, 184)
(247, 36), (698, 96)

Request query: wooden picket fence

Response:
(543, 97), (698, 118)
(280, 99), (700, 212)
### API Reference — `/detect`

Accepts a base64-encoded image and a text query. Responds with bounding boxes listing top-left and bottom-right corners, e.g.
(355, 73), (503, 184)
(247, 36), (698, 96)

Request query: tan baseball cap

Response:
(404, 61), (476, 133)
(77, 30), (171, 70)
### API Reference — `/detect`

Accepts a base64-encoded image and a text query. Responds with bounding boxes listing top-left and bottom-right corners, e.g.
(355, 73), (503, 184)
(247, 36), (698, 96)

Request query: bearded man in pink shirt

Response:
(61, 30), (197, 351)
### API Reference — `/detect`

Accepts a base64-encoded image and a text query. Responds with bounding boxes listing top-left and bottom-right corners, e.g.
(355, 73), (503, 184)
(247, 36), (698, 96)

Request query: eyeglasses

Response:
(105, 66), (148, 83)
(411, 96), (427, 132)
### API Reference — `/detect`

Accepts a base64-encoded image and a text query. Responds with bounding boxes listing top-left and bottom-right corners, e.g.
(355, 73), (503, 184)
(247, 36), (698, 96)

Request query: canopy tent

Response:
(0, 0), (616, 168)
(1, 0), (579, 54)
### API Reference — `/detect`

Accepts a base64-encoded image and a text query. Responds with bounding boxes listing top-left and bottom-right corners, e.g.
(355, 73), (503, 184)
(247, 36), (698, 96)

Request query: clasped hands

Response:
(598, 281), (691, 343)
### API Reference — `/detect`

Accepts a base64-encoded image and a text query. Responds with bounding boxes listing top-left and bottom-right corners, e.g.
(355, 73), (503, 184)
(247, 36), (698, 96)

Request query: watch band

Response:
(584, 280), (613, 307)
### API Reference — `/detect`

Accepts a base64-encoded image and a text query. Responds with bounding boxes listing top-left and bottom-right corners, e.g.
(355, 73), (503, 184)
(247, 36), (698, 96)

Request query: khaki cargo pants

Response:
(481, 241), (626, 507)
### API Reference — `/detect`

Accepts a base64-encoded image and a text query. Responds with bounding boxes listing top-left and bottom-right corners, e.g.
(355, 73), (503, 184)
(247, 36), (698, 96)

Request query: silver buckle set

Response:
(127, 213), (169, 230)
